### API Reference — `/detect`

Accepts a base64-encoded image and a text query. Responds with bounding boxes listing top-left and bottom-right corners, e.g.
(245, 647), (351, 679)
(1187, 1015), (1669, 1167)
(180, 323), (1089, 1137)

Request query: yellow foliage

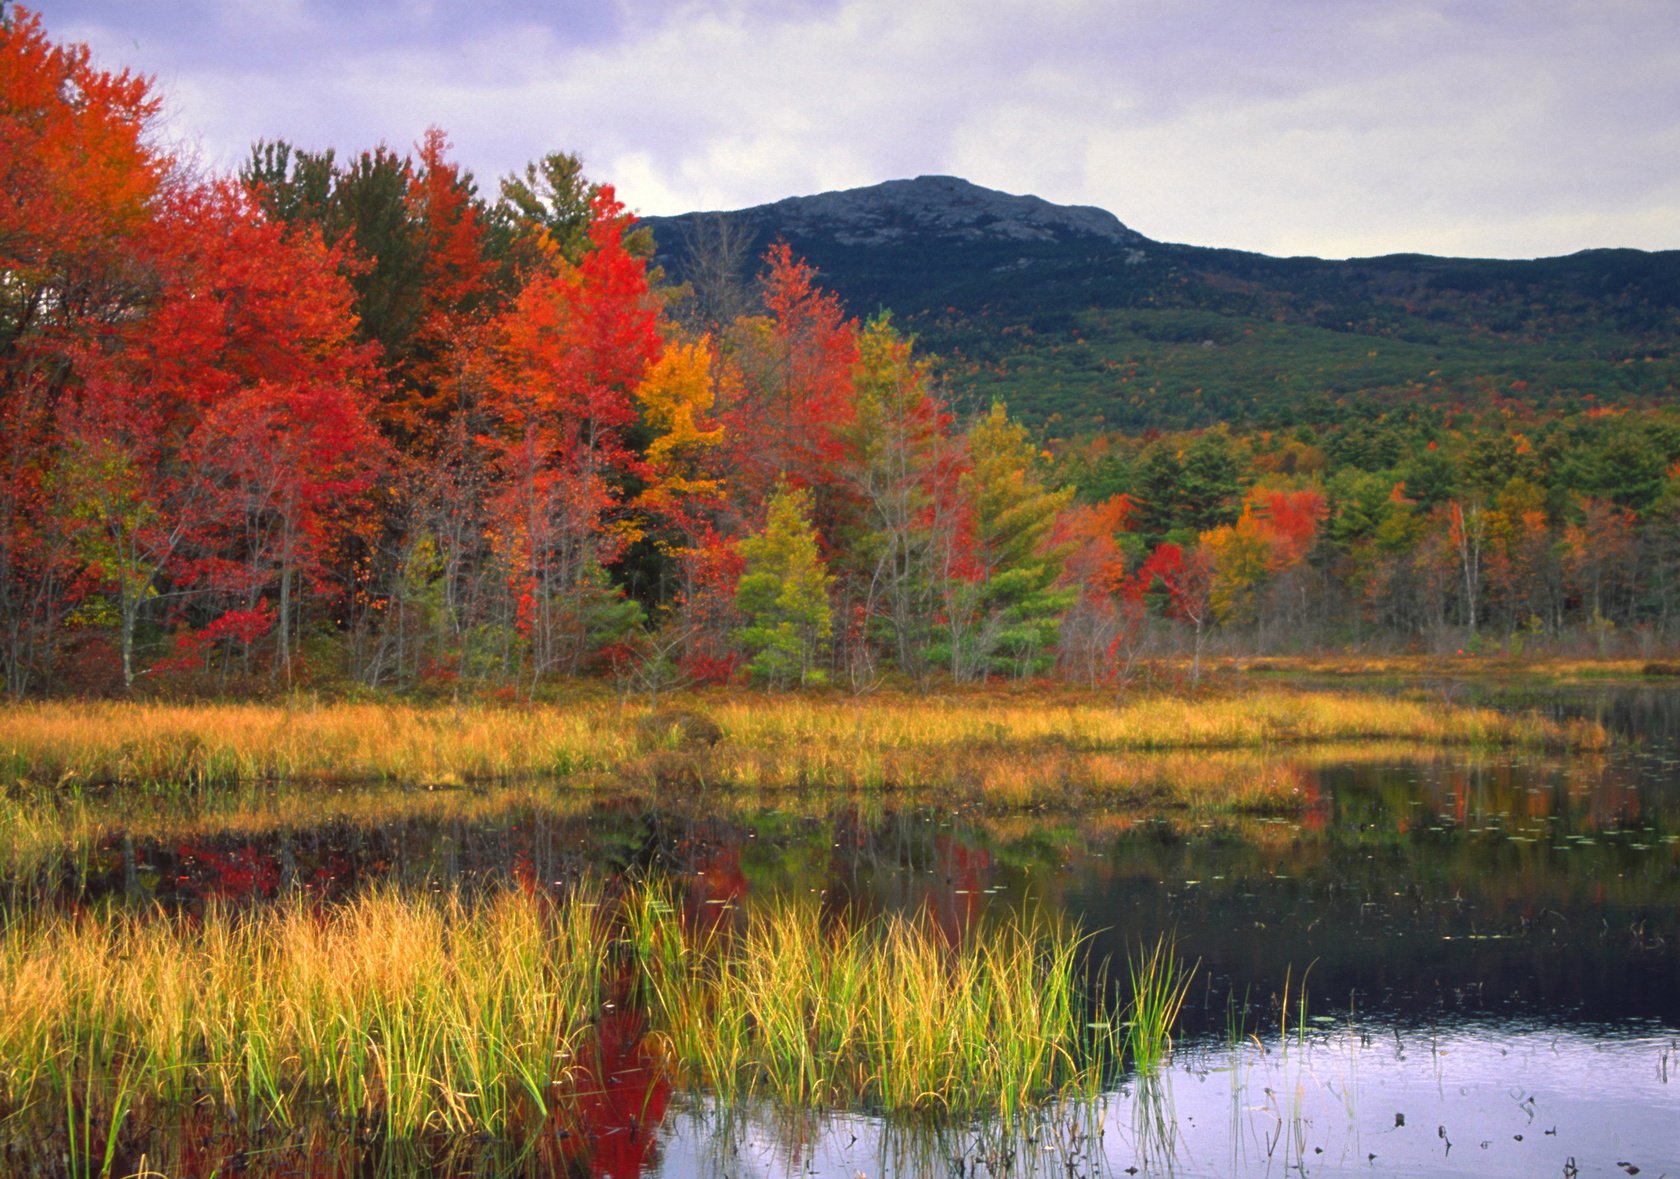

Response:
(634, 337), (728, 509)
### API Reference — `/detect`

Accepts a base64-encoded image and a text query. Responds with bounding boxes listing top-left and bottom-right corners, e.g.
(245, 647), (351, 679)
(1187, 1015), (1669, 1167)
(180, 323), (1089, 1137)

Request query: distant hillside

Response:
(643, 176), (1680, 432)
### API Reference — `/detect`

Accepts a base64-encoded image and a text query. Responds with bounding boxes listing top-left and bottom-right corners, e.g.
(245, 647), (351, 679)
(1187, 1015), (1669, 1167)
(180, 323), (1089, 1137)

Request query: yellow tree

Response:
(634, 336), (728, 522)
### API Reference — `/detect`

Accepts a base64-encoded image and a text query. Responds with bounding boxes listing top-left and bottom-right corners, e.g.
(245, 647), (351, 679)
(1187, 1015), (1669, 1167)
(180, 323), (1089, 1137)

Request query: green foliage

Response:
(840, 316), (949, 681)
(942, 405), (1074, 680)
(735, 484), (833, 688)
(564, 559), (646, 668)
(1179, 429), (1241, 532)
(244, 140), (427, 361)
(1132, 444), (1182, 547)
(1563, 422), (1668, 511)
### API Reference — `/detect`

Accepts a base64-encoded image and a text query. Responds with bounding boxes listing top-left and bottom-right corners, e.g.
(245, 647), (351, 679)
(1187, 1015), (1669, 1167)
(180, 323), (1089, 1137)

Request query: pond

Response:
(3, 684), (1677, 1177)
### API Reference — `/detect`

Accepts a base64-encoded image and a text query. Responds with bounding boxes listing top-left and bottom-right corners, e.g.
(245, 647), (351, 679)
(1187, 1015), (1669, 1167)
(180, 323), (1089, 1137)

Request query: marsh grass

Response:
(638, 892), (1099, 1123)
(0, 736), (1599, 889)
(0, 883), (1128, 1162)
(0, 886), (611, 1152)
(1124, 935), (1196, 1073)
(0, 689), (1605, 797)
(1231, 653), (1662, 681)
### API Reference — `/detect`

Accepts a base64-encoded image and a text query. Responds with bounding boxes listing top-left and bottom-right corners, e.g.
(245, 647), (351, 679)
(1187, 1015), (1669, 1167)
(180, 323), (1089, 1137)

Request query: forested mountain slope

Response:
(644, 177), (1680, 431)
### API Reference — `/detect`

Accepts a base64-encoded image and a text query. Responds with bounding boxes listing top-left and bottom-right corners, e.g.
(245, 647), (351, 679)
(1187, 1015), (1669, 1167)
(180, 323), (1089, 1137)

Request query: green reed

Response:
(1125, 934), (1197, 1072)
(635, 892), (1098, 1123)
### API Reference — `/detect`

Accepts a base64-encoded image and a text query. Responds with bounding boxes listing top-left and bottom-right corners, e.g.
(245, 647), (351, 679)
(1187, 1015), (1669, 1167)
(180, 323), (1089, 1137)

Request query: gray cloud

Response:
(40, 0), (1680, 258)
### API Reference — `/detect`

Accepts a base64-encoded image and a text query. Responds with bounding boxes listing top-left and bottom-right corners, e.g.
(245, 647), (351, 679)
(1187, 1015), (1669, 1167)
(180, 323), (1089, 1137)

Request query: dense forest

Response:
(645, 178), (1680, 434)
(5, 9), (1680, 700)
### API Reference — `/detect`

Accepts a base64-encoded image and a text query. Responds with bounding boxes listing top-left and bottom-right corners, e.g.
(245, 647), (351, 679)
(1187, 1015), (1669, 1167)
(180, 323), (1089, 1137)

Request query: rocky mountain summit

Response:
(735, 175), (1146, 248)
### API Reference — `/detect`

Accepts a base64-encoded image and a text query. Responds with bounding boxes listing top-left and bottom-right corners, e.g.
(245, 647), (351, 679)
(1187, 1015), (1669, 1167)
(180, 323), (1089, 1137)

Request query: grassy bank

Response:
(0, 688), (1607, 793)
(1225, 653), (1677, 681)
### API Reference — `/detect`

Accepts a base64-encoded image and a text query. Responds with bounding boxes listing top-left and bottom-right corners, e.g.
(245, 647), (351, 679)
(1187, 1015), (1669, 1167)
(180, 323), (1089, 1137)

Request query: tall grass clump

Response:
(0, 886), (614, 1145)
(640, 896), (1096, 1123)
(1125, 935), (1196, 1072)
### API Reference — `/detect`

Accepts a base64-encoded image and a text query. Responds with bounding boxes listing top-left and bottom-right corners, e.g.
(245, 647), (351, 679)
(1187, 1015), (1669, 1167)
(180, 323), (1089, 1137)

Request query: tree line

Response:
(5, 9), (1679, 699)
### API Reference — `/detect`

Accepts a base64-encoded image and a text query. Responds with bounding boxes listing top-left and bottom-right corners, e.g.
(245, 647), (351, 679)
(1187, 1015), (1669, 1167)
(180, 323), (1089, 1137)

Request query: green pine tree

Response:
(939, 404), (1074, 680)
(735, 483), (833, 688)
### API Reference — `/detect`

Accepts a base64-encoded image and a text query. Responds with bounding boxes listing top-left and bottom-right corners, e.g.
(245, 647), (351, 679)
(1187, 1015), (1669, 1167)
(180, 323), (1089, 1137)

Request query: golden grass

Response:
(1225, 653), (1659, 679)
(0, 700), (638, 788)
(0, 739), (1554, 891)
(634, 891), (1096, 1120)
(0, 688), (1606, 794)
(0, 887), (609, 1141)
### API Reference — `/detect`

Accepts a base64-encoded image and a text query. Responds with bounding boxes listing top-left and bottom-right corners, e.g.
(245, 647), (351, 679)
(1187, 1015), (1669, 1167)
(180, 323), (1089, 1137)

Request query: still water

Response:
(13, 685), (1680, 1176)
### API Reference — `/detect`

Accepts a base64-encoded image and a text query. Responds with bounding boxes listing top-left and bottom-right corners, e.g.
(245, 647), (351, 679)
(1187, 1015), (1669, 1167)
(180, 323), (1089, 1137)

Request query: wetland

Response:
(0, 682), (1675, 1177)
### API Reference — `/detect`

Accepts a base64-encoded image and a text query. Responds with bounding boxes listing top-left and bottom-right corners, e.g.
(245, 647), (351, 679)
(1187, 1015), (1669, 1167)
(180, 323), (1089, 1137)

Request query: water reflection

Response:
(28, 744), (1676, 1037)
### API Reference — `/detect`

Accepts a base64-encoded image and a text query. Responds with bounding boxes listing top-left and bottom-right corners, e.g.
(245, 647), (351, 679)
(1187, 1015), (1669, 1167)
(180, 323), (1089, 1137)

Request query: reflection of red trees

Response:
(551, 971), (672, 1179)
(682, 842), (748, 934)
(1410, 758), (1644, 833)
(512, 845), (538, 895)
(1587, 776), (1642, 829)
(924, 834), (992, 945)
(176, 843), (279, 899)
(1285, 766), (1329, 831)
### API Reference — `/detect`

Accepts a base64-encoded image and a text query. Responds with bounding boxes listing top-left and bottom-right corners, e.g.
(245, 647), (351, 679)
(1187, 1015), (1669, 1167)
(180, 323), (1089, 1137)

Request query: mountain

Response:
(642, 176), (1680, 433)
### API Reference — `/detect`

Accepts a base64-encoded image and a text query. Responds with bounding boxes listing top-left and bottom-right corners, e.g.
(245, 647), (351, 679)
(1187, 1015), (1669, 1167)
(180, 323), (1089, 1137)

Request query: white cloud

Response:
(43, 0), (1680, 257)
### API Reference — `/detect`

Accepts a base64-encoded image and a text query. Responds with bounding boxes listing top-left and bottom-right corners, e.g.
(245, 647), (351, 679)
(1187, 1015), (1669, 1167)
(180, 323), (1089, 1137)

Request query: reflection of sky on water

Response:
(646, 1027), (1678, 1178)
(1149, 1026), (1677, 1179)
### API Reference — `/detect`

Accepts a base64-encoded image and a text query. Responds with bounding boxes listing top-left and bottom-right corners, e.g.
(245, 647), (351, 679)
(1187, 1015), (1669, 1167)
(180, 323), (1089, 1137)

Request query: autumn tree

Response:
(491, 150), (653, 282)
(1053, 494), (1148, 687)
(837, 316), (959, 685)
(59, 181), (377, 688)
(244, 142), (424, 386)
(1123, 541), (1215, 685)
(1563, 496), (1635, 645)
(243, 132), (503, 451)
(0, 5), (171, 692)
(1200, 486), (1326, 630)
(481, 188), (660, 683)
(721, 245), (858, 516)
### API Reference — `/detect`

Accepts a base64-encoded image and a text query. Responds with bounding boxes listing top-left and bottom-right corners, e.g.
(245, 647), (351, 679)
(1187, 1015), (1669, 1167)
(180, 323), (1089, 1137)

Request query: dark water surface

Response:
(8, 684), (1680, 1176)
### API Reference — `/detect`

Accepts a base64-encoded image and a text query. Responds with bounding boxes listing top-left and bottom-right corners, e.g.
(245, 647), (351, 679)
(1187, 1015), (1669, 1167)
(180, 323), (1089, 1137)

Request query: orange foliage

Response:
(1054, 495), (1134, 598)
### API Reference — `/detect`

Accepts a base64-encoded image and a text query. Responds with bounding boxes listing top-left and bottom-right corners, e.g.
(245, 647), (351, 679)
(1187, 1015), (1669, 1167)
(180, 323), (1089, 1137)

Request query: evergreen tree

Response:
(940, 404), (1074, 680)
(1132, 443), (1184, 548)
(735, 483), (833, 688)
(1179, 429), (1241, 533)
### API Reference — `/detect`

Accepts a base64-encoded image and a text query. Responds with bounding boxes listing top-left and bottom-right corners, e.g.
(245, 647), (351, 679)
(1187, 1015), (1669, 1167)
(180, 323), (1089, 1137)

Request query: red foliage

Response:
(384, 126), (494, 442)
(722, 245), (859, 505)
(487, 188), (660, 475)
(33, 170), (382, 687)
(1253, 487), (1326, 567)
(1126, 542), (1185, 604)
(154, 603), (276, 674)
(0, 7), (166, 310)
(1054, 494), (1135, 598)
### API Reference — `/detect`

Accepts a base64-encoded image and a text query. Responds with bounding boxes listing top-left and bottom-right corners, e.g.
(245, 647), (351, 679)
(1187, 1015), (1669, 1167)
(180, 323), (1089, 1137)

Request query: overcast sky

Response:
(40, 0), (1680, 260)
